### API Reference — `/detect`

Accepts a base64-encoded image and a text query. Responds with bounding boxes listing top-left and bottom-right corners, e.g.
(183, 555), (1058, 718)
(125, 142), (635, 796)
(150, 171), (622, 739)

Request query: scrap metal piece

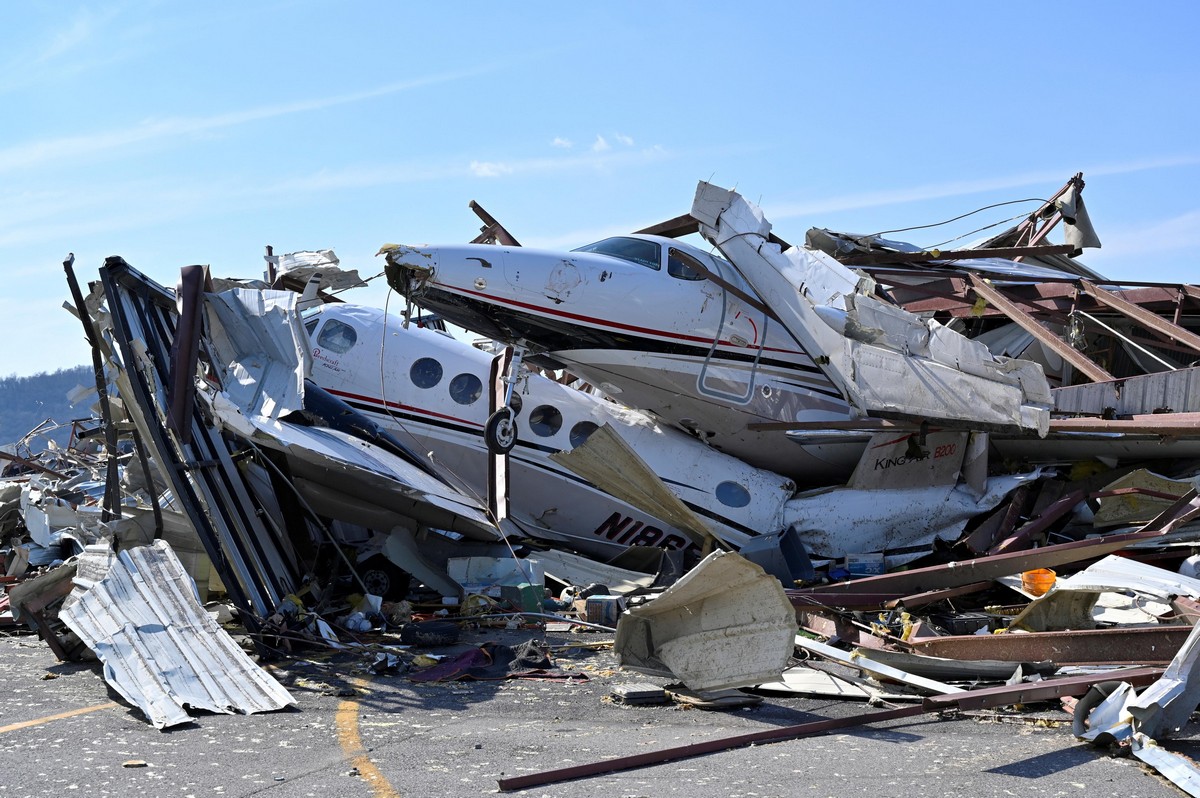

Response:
(614, 551), (794, 691)
(793, 635), (965, 696)
(59, 540), (295, 729)
(1131, 734), (1200, 798)
(550, 423), (723, 550)
(497, 704), (927, 792)
(912, 626), (1191, 665)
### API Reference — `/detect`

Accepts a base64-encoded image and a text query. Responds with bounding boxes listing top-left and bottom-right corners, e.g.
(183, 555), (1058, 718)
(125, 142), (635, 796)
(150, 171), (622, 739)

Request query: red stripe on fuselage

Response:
(326, 387), (482, 428)
(438, 283), (806, 359)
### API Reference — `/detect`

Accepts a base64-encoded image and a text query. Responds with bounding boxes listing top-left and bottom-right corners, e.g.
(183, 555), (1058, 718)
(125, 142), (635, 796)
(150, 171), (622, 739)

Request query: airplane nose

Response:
(379, 244), (439, 278)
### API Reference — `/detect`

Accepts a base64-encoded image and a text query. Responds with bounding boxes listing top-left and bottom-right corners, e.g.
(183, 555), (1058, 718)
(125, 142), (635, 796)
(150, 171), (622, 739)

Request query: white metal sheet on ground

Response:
(753, 666), (872, 699)
(60, 540), (295, 729)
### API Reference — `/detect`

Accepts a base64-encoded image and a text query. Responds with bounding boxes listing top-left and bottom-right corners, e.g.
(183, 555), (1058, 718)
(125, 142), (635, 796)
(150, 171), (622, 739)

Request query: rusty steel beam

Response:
(468, 200), (521, 247)
(924, 667), (1164, 712)
(796, 610), (897, 650)
(496, 705), (929, 791)
(839, 244), (1075, 266)
(1081, 279), (1200, 355)
(789, 526), (1164, 605)
(496, 662), (1165, 791)
(1171, 596), (1200, 626)
(989, 490), (1086, 555)
(884, 580), (996, 610)
(634, 212), (700, 239)
(1050, 417), (1200, 435)
(911, 626), (1191, 665)
(968, 274), (1113, 382)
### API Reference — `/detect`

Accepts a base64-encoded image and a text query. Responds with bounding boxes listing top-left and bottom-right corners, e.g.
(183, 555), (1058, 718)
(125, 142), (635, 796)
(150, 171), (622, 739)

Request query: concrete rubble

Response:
(3, 174), (1200, 794)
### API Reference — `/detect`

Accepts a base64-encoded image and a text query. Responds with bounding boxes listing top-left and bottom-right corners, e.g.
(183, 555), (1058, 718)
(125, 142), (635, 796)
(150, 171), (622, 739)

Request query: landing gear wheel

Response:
(485, 407), (517, 454)
(358, 555), (412, 601)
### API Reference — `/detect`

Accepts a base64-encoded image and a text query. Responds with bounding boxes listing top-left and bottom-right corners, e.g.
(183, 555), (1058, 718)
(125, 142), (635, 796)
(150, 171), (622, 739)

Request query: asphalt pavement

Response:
(0, 627), (1188, 798)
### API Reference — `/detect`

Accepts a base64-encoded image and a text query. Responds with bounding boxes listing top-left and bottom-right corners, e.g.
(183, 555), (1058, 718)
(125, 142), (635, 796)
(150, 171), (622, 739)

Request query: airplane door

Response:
(673, 248), (768, 405)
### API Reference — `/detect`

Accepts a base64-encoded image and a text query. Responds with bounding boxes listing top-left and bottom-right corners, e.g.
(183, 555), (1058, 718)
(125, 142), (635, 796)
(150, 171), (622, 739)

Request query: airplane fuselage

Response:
(384, 235), (863, 482)
(303, 303), (797, 560)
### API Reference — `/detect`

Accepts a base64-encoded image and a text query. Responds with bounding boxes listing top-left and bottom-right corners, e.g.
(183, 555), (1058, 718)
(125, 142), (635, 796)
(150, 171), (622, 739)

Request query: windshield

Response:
(572, 237), (661, 270)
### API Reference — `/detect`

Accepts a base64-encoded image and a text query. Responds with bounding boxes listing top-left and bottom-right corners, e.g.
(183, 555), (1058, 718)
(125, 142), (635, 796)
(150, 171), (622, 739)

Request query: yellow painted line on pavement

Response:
(0, 701), (118, 734)
(336, 677), (400, 798)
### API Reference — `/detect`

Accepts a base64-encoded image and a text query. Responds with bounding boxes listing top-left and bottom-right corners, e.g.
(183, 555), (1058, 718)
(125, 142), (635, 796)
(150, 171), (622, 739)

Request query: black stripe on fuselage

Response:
(340, 396), (765, 540)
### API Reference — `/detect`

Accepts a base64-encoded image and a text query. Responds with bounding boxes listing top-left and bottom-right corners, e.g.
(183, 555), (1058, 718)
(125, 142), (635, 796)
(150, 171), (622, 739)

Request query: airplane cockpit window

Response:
(410, 357), (443, 389)
(304, 318), (320, 336)
(569, 421), (599, 448)
(316, 319), (357, 354)
(668, 248), (707, 281)
(449, 373), (483, 405)
(572, 237), (661, 271)
(528, 405), (563, 437)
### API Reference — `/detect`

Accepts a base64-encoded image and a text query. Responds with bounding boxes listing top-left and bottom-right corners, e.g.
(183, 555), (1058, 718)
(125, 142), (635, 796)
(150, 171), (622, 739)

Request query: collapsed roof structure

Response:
(4, 174), (1200, 793)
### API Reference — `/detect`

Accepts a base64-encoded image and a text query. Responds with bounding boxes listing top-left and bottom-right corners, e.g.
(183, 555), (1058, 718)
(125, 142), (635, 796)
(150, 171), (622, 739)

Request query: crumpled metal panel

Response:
(614, 550), (795, 691)
(691, 181), (1051, 435)
(60, 540), (295, 729)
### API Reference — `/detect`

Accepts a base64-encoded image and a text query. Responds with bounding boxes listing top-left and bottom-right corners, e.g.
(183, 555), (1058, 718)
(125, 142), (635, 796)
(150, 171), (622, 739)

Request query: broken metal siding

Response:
(1053, 366), (1200, 416)
(60, 540), (294, 729)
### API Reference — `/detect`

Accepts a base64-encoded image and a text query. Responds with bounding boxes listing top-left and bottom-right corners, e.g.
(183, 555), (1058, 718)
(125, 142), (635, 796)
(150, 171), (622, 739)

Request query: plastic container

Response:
(1021, 568), (1056, 596)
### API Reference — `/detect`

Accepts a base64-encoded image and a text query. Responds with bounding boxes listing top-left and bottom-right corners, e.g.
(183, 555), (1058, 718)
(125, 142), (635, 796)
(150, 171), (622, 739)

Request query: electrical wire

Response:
(870, 198), (1049, 238)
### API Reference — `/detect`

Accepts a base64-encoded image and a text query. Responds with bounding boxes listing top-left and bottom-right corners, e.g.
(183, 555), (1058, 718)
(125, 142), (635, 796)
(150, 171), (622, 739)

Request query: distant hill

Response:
(0, 366), (96, 449)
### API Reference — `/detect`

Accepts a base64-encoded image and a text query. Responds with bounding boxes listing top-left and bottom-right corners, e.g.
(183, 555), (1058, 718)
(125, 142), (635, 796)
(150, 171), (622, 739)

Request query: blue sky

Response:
(4, 2), (1198, 377)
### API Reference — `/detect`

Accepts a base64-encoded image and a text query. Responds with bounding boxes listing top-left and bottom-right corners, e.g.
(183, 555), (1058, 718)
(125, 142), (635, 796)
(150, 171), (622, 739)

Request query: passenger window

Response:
(449, 373), (483, 405)
(716, 481), (751, 508)
(410, 358), (443, 389)
(316, 319), (357, 354)
(668, 248), (708, 281)
(569, 421), (599, 448)
(528, 405), (563, 437)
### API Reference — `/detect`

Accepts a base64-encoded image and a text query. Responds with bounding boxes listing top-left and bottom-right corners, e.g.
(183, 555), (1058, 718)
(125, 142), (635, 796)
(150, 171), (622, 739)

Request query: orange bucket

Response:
(1021, 568), (1056, 596)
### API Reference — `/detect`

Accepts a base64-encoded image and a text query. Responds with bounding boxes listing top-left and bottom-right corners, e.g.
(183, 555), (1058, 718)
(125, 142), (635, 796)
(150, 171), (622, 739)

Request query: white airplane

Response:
(301, 301), (800, 562)
(379, 233), (864, 483)
(300, 300), (1035, 568)
(379, 182), (1200, 486)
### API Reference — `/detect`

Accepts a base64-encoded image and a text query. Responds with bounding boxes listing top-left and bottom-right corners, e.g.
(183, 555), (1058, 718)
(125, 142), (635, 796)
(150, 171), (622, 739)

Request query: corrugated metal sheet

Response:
(60, 540), (295, 729)
(1053, 366), (1200, 415)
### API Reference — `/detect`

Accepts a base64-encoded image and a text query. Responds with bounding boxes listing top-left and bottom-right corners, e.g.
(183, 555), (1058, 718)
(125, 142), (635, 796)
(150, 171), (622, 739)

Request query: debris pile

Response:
(3, 174), (1200, 794)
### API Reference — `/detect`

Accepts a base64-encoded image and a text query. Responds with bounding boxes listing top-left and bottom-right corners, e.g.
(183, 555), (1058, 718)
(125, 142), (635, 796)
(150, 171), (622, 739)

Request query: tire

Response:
(484, 408), (517, 454)
(400, 620), (460, 647)
(358, 555), (412, 601)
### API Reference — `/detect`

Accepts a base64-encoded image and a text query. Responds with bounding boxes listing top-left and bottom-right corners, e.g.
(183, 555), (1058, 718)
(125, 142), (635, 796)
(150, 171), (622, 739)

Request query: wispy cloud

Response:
(0, 64), (499, 175)
(32, 8), (100, 65)
(615, 133), (634, 147)
(463, 145), (670, 181)
(551, 137), (573, 149)
(469, 161), (516, 178)
(769, 156), (1200, 221)
(0, 144), (679, 249)
(591, 135), (611, 153)
(1089, 208), (1200, 261)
